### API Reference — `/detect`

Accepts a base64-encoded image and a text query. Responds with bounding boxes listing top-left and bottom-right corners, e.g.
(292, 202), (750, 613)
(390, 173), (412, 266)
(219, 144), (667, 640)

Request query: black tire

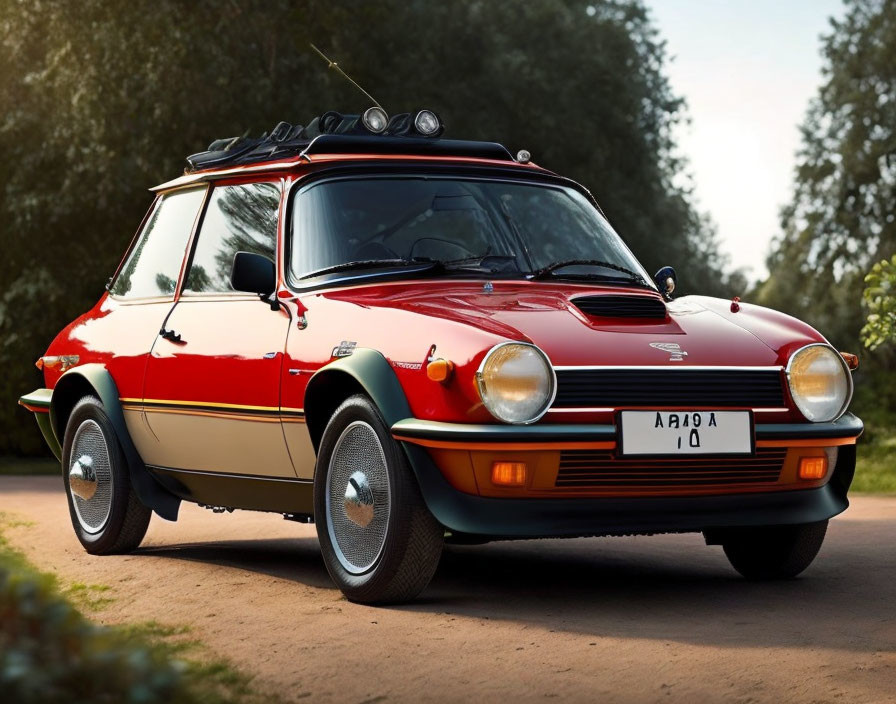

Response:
(721, 520), (828, 580)
(313, 395), (443, 604)
(62, 396), (151, 555)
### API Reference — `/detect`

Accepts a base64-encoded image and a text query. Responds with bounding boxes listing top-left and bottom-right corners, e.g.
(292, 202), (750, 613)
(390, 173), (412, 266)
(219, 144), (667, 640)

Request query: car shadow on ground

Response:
(135, 519), (896, 653)
(137, 537), (335, 590)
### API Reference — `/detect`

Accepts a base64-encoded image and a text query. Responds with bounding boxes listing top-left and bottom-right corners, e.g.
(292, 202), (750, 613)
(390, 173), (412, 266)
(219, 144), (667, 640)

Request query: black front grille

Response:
(553, 369), (785, 408)
(572, 295), (667, 319)
(556, 448), (787, 489)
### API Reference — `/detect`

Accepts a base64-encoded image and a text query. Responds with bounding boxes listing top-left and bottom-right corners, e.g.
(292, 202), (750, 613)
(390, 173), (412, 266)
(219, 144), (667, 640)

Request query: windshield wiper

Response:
(442, 253), (519, 273)
(529, 259), (648, 286)
(298, 258), (438, 279)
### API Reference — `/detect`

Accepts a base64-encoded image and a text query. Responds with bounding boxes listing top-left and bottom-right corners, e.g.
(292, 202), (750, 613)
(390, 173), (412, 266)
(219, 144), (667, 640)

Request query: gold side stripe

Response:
(122, 399), (305, 423)
(143, 407), (284, 423)
(121, 398), (304, 414)
(122, 397), (279, 412)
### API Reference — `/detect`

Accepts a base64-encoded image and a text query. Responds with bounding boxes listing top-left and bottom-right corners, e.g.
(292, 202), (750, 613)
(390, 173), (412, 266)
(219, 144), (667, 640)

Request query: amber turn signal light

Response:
(426, 358), (455, 383)
(798, 456), (827, 480)
(840, 352), (859, 370)
(491, 461), (527, 487)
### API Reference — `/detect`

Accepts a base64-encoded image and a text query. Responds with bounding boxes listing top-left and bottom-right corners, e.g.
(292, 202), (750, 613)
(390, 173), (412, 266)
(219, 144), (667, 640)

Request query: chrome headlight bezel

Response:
(785, 343), (853, 422)
(475, 342), (557, 425)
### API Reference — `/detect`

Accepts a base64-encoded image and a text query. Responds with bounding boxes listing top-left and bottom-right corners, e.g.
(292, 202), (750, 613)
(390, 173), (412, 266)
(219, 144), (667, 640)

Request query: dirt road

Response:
(1, 476), (893, 703)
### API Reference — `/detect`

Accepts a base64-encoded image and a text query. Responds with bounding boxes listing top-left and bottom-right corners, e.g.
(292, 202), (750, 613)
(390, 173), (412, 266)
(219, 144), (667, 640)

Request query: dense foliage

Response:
(0, 0), (740, 454)
(861, 255), (896, 350)
(1, 564), (188, 703)
(757, 0), (896, 435)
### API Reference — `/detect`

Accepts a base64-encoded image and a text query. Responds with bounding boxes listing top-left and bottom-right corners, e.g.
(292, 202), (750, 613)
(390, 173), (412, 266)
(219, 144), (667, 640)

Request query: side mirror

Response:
(654, 266), (676, 298)
(231, 251), (275, 296)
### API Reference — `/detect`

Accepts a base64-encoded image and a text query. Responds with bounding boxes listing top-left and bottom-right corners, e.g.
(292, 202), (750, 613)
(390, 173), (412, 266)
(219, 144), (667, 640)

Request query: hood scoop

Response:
(572, 295), (667, 320)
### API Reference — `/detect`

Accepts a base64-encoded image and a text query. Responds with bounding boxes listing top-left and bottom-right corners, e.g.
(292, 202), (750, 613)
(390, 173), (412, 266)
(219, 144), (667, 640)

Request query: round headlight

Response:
(786, 344), (852, 422)
(362, 107), (388, 134)
(476, 343), (556, 424)
(414, 109), (441, 136)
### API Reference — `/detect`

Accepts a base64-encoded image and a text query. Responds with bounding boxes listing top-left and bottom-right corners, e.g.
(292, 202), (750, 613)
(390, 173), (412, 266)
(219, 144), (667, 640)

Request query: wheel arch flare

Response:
(50, 364), (181, 521)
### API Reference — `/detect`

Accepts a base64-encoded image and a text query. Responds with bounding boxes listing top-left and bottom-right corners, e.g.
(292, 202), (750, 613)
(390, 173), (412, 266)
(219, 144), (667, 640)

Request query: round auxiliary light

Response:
(516, 149), (531, 164)
(362, 106), (389, 134)
(786, 343), (852, 422)
(476, 342), (556, 424)
(414, 109), (441, 136)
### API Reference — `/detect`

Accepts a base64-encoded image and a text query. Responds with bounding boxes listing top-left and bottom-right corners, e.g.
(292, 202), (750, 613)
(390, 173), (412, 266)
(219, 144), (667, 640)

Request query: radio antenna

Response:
(310, 43), (383, 110)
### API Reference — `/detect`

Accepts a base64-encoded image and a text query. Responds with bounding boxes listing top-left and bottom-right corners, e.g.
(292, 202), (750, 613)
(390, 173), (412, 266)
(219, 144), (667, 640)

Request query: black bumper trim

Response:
(754, 414), (863, 439)
(392, 419), (616, 442)
(392, 413), (864, 444)
(400, 443), (855, 539)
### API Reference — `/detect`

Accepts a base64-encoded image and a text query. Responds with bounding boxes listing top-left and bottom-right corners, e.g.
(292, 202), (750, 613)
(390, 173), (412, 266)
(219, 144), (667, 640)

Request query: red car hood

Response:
(323, 281), (825, 369)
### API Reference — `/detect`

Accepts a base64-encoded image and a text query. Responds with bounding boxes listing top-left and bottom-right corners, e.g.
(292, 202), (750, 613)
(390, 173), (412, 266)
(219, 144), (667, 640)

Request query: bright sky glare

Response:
(646, 0), (846, 281)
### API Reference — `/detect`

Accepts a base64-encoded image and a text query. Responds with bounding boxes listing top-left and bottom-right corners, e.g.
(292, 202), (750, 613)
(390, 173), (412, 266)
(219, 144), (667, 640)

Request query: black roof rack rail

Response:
(185, 114), (516, 173)
(300, 134), (515, 162)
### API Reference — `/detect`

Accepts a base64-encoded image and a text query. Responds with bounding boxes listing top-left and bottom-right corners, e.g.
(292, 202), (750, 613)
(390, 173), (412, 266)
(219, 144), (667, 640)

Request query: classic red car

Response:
(19, 109), (862, 603)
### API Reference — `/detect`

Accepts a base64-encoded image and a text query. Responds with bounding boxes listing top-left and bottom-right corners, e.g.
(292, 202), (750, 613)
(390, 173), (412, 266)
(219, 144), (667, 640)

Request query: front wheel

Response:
(719, 520), (828, 580)
(314, 395), (443, 604)
(62, 396), (151, 555)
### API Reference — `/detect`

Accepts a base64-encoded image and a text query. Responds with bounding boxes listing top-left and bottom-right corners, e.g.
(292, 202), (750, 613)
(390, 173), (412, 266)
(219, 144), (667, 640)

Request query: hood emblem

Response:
(650, 342), (688, 362)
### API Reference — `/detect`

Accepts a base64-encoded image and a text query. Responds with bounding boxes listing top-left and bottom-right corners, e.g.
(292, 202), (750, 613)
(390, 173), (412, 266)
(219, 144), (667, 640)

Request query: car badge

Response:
(331, 340), (357, 358)
(649, 342), (688, 362)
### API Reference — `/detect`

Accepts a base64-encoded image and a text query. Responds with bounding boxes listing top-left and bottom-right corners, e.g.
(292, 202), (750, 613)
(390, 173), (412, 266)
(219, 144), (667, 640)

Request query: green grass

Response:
(0, 455), (58, 476)
(0, 514), (282, 704)
(64, 581), (115, 612)
(854, 442), (896, 493)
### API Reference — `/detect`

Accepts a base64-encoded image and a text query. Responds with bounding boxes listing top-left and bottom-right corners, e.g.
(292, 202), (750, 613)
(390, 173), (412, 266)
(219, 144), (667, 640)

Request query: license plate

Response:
(619, 411), (753, 456)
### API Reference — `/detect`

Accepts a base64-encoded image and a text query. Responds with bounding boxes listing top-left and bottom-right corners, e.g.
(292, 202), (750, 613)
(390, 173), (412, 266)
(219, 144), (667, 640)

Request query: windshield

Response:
(289, 176), (653, 286)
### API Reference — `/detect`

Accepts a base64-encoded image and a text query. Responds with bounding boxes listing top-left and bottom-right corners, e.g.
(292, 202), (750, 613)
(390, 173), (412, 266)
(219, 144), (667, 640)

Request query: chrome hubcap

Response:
(69, 455), (97, 500)
(69, 419), (113, 533)
(326, 421), (391, 574)
(344, 470), (375, 528)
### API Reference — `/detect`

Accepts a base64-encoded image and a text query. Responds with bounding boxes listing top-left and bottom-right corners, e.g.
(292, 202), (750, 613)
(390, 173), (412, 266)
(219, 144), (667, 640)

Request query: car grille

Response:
(552, 369), (786, 408)
(572, 295), (667, 319)
(555, 448), (787, 490)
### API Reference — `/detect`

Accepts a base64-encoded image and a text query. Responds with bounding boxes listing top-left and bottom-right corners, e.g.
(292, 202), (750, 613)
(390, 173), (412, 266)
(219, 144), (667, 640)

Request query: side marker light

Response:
(840, 352), (859, 370)
(426, 358), (455, 383)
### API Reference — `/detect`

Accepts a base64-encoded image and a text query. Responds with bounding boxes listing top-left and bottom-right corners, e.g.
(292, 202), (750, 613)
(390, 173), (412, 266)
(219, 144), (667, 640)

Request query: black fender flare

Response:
(304, 349), (413, 453)
(51, 364), (180, 521)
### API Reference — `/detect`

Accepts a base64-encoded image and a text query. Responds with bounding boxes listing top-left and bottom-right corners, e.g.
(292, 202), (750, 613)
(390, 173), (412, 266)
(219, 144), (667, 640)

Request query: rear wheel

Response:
(314, 395), (443, 604)
(720, 520), (828, 580)
(62, 396), (151, 555)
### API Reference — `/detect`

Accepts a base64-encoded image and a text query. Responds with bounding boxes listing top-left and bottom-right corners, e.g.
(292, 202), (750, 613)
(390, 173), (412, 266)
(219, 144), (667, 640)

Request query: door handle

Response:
(160, 327), (186, 344)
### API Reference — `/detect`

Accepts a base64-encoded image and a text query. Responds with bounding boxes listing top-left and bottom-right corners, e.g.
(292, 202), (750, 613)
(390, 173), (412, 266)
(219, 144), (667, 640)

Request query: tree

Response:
(0, 0), (735, 454)
(861, 255), (896, 350)
(758, 0), (896, 345)
(757, 0), (896, 432)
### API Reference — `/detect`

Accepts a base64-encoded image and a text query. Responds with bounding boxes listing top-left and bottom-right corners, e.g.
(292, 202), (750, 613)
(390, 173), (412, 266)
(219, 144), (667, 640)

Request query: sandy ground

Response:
(0, 476), (893, 703)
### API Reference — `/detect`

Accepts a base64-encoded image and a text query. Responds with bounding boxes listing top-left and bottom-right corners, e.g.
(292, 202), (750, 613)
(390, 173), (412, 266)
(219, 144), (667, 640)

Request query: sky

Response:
(646, 0), (846, 281)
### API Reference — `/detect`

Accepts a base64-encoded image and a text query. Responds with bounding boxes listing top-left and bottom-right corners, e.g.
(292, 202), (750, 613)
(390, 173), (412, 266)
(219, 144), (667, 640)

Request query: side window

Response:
(110, 188), (206, 299)
(184, 182), (280, 294)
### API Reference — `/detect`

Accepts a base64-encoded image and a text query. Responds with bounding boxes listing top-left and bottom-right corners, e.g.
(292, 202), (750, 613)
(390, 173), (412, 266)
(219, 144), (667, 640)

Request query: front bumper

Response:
(394, 413), (862, 538)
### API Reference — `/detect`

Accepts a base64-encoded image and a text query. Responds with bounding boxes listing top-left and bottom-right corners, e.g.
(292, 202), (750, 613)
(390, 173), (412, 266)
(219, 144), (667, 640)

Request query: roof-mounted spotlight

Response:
(414, 109), (443, 137)
(362, 107), (389, 134)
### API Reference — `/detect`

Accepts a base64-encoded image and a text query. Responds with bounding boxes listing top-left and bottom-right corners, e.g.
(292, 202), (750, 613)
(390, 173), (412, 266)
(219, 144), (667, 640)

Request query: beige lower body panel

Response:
(283, 421), (316, 479)
(125, 408), (298, 479)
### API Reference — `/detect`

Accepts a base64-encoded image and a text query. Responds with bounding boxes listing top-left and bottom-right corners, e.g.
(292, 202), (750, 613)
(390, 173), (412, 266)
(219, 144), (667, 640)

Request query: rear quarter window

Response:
(110, 187), (206, 299)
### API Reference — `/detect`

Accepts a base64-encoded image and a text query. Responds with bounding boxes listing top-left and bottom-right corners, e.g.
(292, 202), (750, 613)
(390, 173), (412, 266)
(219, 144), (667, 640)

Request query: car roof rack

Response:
(185, 113), (517, 173)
